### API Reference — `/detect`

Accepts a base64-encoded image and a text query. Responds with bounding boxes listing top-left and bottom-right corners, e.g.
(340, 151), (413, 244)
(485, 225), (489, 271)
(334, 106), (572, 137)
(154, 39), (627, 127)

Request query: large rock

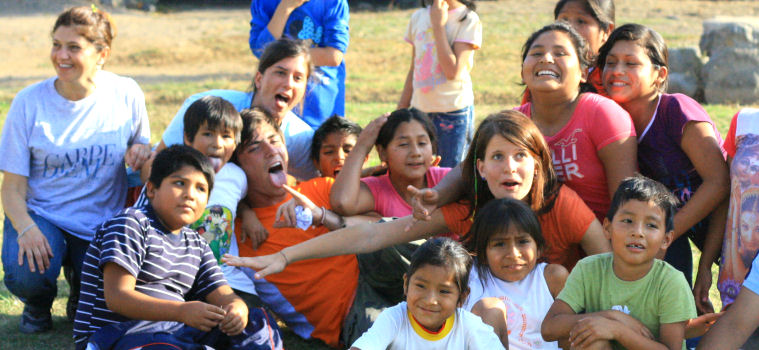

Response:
(699, 17), (759, 104)
(667, 47), (703, 99)
(702, 48), (759, 104)
(700, 17), (759, 56)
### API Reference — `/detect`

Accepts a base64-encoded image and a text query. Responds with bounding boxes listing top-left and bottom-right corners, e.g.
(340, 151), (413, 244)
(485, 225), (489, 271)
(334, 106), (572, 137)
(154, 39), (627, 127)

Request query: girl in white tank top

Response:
(463, 198), (570, 349)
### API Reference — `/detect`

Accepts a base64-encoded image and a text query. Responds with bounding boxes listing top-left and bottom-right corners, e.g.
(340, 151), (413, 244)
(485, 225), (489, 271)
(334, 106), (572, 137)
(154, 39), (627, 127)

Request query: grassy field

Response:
(1, 0), (759, 348)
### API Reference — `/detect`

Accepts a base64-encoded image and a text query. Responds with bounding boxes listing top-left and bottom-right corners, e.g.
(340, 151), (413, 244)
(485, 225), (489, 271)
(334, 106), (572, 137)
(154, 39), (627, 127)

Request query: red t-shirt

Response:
(236, 177), (358, 347)
(440, 186), (595, 271)
(516, 93), (635, 221)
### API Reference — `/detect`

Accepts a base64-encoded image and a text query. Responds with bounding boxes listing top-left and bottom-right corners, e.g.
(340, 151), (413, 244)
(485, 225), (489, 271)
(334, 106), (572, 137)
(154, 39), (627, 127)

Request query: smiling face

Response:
(50, 25), (107, 90)
(315, 131), (358, 178)
(236, 122), (289, 205)
(604, 199), (672, 277)
(404, 264), (461, 331)
(602, 40), (666, 107)
(147, 165), (210, 233)
(521, 30), (585, 96)
(252, 54), (308, 123)
(185, 123), (237, 173)
(477, 134), (536, 202)
(486, 225), (540, 282)
(556, 1), (610, 54)
(378, 120), (434, 184)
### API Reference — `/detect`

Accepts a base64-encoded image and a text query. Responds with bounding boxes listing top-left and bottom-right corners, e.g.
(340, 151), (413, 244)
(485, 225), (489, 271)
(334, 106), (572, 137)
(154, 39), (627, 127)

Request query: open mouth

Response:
(501, 180), (520, 189)
(274, 93), (290, 108)
(626, 243), (645, 250)
(268, 161), (287, 188)
(536, 70), (560, 78)
(208, 156), (223, 173)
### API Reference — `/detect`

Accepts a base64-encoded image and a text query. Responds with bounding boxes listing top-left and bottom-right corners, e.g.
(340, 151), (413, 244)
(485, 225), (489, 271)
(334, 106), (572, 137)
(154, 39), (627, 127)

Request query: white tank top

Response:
(464, 262), (559, 350)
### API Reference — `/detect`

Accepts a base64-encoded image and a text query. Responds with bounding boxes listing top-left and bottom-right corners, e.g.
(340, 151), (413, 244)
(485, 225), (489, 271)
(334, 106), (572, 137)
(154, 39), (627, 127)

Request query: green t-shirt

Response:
(557, 253), (696, 349)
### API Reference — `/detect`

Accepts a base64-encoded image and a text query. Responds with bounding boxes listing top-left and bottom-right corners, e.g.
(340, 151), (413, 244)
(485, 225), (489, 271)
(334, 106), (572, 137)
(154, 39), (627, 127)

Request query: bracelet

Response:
(319, 206), (327, 226)
(278, 250), (289, 265)
(17, 223), (37, 241)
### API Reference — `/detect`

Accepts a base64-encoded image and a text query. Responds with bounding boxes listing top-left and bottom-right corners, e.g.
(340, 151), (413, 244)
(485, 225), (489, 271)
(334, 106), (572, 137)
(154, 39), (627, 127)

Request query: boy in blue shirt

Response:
(542, 175), (697, 350)
(73, 146), (280, 350)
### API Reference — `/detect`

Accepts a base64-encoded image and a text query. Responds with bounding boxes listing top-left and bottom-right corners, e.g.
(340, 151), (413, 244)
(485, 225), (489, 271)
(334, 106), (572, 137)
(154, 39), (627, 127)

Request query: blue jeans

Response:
(428, 105), (474, 168)
(2, 212), (89, 312)
(82, 307), (282, 350)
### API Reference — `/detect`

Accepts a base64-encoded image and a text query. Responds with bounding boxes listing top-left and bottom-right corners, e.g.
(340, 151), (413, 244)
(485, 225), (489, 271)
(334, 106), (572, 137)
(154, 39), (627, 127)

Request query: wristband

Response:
(320, 206), (328, 226)
(17, 223), (37, 241)
(278, 250), (289, 265)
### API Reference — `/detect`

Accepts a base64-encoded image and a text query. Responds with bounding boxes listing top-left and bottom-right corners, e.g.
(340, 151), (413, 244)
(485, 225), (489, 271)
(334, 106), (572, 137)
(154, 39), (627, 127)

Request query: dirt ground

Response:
(2, 0), (759, 95)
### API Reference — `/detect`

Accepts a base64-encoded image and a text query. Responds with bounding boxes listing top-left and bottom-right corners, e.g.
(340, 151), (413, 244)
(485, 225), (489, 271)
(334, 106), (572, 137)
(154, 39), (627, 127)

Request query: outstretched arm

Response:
(698, 287), (759, 349)
(223, 210), (450, 278)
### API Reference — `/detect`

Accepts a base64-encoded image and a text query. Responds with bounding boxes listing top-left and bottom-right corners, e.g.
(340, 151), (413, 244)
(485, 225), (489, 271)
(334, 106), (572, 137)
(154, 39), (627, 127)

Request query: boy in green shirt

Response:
(542, 176), (696, 350)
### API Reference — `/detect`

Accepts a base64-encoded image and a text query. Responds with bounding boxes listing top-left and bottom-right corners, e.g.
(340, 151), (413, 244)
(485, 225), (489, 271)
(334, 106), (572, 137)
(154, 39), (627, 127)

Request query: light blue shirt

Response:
(161, 89), (318, 181)
(0, 71), (150, 240)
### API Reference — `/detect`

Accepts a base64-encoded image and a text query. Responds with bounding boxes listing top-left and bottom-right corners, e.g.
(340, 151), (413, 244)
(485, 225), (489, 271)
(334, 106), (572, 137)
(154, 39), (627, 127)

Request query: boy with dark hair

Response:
(310, 115), (362, 178)
(541, 175), (697, 350)
(73, 145), (280, 349)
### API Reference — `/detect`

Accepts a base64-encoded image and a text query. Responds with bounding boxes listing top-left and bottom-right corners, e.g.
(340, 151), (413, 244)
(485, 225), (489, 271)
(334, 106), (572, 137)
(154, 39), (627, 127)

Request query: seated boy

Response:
(541, 175), (697, 350)
(697, 252), (759, 349)
(73, 145), (280, 350)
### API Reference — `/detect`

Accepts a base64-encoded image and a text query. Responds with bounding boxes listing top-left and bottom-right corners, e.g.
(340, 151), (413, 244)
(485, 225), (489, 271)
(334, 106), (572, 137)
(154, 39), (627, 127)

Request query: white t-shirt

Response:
(405, 6), (482, 113)
(161, 89), (318, 181)
(465, 263), (559, 350)
(351, 301), (504, 350)
(0, 71), (150, 240)
(192, 162), (256, 295)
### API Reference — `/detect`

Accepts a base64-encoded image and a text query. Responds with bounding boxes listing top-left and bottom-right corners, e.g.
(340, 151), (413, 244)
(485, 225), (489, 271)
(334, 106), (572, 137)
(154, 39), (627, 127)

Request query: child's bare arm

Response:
(205, 285), (249, 336)
(102, 263), (225, 331)
(542, 300), (653, 342)
(544, 264), (569, 298)
(695, 198), (727, 314)
(672, 121), (729, 241)
(698, 288), (759, 349)
(429, 0), (475, 81)
(331, 116), (387, 216)
(579, 219), (612, 256)
(398, 46), (415, 110)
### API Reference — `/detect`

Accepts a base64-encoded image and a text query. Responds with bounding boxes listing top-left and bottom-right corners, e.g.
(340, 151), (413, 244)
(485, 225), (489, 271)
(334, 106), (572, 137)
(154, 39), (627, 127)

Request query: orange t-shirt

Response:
(236, 177), (359, 347)
(440, 186), (595, 271)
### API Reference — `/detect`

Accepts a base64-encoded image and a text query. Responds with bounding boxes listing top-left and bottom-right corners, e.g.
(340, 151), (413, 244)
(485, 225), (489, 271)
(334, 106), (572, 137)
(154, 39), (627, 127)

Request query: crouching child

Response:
(73, 145), (280, 350)
(541, 175), (697, 350)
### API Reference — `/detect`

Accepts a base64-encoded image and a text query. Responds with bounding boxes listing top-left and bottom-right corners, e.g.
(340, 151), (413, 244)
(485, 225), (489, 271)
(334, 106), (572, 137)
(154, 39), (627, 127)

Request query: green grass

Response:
(2, 0), (759, 348)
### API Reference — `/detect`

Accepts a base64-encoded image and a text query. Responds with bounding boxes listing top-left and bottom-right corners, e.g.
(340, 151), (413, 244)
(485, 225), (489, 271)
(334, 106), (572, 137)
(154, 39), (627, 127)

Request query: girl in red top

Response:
(516, 22), (637, 221)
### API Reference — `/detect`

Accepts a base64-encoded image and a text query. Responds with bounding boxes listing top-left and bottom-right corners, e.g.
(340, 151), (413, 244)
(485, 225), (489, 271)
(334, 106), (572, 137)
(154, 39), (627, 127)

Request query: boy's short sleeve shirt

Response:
(73, 205), (227, 346)
(558, 253), (696, 348)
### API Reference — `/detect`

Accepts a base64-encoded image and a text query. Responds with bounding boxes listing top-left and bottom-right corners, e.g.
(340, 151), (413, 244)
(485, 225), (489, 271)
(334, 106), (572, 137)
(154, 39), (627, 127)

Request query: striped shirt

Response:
(73, 204), (227, 346)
